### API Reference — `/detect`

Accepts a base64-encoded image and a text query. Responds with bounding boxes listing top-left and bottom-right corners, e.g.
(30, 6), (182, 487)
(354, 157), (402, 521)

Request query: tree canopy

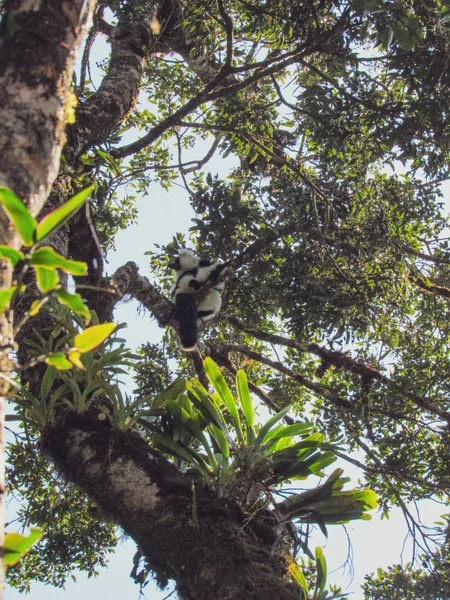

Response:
(1, 0), (450, 598)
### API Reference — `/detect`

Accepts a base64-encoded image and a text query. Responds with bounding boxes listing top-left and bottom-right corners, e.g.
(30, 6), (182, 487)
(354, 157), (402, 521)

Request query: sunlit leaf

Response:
(187, 380), (228, 431)
(45, 353), (73, 370)
(0, 245), (24, 266)
(68, 350), (85, 369)
(35, 184), (94, 242)
(73, 323), (116, 353)
(55, 288), (90, 322)
(31, 247), (87, 276)
(5, 528), (43, 566)
(255, 405), (291, 448)
(288, 562), (309, 594)
(0, 286), (16, 313)
(314, 547), (327, 598)
(35, 266), (59, 292)
(236, 369), (254, 431)
(0, 187), (37, 246)
(263, 422), (314, 444)
(204, 357), (244, 443)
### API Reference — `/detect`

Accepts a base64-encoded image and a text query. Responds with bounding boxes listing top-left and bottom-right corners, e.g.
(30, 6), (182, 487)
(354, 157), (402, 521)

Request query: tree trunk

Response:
(42, 409), (299, 600)
(0, 1), (97, 593)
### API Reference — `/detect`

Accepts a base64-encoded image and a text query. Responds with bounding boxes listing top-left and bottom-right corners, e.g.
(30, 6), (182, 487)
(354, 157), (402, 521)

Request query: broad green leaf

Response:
(68, 350), (85, 369)
(187, 381), (228, 431)
(263, 422), (314, 444)
(31, 246), (87, 276)
(0, 286), (16, 313)
(204, 357), (244, 443)
(236, 369), (254, 431)
(0, 187), (37, 246)
(392, 21), (415, 50)
(5, 528), (43, 566)
(55, 288), (90, 321)
(36, 184), (94, 242)
(255, 405), (291, 448)
(288, 562), (309, 594)
(352, 489), (378, 510)
(314, 547), (327, 599)
(209, 423), (230, 459)
(35, 266), (59, 292)
(45, 353), (73, 370)
(73, 323), (116, 353)
(151, 379), (186, 411)
(0, 245), (24, 266)
(40, 366), (56, 401)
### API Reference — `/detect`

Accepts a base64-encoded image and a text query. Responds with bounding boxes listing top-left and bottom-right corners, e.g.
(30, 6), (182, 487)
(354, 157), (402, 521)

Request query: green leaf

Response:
(45, 353), (73, 370)
(352, 489), (378, 510)
(40, 366), (56, 401)
(288, 562), (309, 594)
(204, 357), (244, 443)
(5, 528), (43, 566)
(392, 21), (415, 50)
(314, 547), (327, 599)
(0, 286), (16, 313)
(0, 245), (24, 266)
(151, 378), (186, 411)
(35, 184), (94, 242)
(236, 369), (254, 431)
(35, 266), (59, 292)
(263, 422), (314, 445)
(0, 187), (37, 246)
(209, 423), (230, 459)
(55, 288), (90, 321)
(73, 323), (116, 353)
(30, 246), (87, 276)
(255, 405), (291, 448)
(187, 382), (228, 431)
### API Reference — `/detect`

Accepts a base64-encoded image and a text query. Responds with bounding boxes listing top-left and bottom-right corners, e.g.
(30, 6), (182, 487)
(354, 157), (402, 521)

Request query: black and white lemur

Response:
(169, 249), (228, 351)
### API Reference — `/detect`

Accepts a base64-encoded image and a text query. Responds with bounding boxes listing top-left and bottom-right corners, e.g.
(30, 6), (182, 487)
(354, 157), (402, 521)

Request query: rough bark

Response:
(65, 0), (161, 162)
(0, 2), (97, 592)
(42, 409), (299, 600)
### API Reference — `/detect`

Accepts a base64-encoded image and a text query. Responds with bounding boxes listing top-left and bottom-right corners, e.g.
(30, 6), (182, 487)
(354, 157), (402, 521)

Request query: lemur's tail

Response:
(176, 293), (198, 351)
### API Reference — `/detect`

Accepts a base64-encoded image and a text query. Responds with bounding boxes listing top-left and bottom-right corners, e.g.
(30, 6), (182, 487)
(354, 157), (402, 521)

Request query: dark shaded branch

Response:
(410, 274), (450, 300)
(221, 342), (355, 411)
(224, 315), (450, 425)
(86, 261), (174, 325)
(66, 0), (161, 161)
(112, 51), (305, 159)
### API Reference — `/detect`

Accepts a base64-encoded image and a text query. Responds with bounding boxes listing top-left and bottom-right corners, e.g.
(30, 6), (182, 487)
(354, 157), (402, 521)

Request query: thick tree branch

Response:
(42, 409), (299, 600)
(66, 0), (161, 161)
(0, 0), (96, 230)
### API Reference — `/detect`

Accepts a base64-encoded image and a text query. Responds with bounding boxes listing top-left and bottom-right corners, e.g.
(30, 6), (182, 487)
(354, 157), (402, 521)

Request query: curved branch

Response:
(66, 0), (162, 161)
(224, 315), (450, 425)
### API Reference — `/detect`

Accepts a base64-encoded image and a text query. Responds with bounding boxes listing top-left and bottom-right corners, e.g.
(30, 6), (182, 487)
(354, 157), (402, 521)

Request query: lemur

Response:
(169, 249), (228, 351)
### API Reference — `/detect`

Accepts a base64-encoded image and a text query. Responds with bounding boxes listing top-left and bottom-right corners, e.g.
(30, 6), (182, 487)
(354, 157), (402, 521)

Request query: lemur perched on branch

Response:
(169, 249), (228, 351)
